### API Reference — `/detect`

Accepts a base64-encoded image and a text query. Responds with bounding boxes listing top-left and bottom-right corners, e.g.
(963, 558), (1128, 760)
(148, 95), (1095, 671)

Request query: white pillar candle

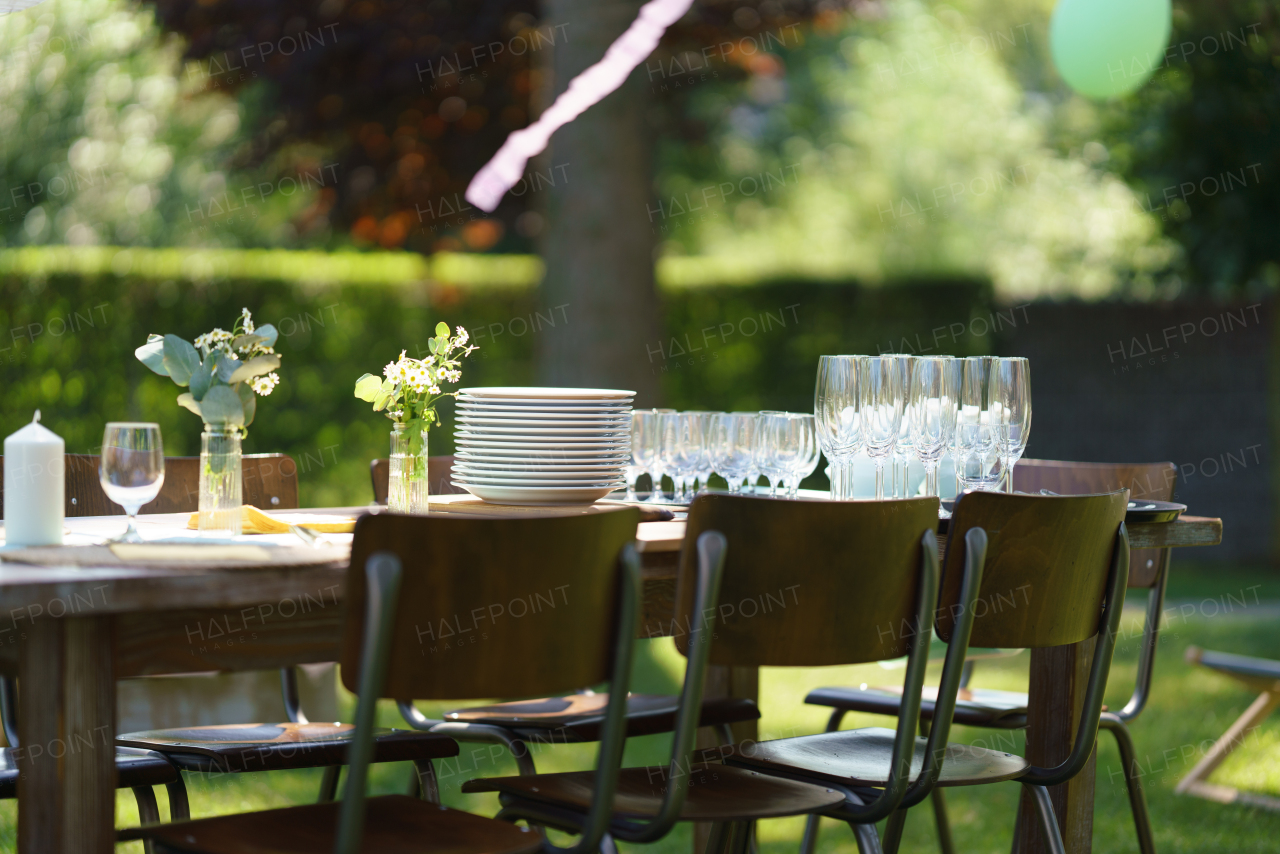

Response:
(4, 410), (64, 547)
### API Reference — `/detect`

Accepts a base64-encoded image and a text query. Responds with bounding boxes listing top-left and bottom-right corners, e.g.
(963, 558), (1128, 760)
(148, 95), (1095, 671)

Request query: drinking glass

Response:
(787, 413), (819, 498)
(956, 357), (998, 492)
(890, 355), (917, 497)
(711, 413), (756, 493)
(990, 357), (1032, 493)
(631, 410), (662, 501)
(740, 412), (765, 493)
(99, 423), (164, 543)
(863, 357), (904, 500)
(909, 356), (958, 502)
(760, 412), (801, 497)
(686, 411), (718, 493)
(658, 411), (686, 502)
(645, 408), (675, 501)
(949, 357), (963, 497)
(756, 410), (788, 495)
(815, 355), (866, 500)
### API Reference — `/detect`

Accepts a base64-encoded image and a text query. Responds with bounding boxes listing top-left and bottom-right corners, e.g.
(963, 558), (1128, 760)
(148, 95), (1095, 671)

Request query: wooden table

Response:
(0, 500), (1222, 854)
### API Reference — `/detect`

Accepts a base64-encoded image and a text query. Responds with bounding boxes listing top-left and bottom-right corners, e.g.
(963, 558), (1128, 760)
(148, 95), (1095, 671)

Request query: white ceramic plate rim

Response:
(453, 472), (625, 482)
(457, 403), (633, 414)
(455, 428), (629, 436)
(455, 477), (624, 486)
(458, 395), (633, 404)
(456, 436), (630, 445)
(455, 451), (629, 460)
(457, 418), (631, 427)
(460, 387), (635, 399)
(454, 461), (626, 471)
(456, 484), (620, 505)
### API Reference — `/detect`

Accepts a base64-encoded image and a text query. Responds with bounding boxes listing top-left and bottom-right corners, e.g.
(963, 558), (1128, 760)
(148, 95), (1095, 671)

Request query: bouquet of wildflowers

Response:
(354, 322), (475, 452)
(135, 308), (281, 430)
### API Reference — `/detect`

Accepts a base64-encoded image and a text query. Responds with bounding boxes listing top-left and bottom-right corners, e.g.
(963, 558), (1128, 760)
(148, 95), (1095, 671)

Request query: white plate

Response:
(457, 402), (633, 414)
(456, 438), (629, 450)
(456, 483), (622, 505)
(455, 449), (630, 461)
(456, 426), (629, 436)
(457, 417), (631, 428)
(460, 387), (634, 400)
(453, 468), (625, 481)
(454, 459), (627, 471)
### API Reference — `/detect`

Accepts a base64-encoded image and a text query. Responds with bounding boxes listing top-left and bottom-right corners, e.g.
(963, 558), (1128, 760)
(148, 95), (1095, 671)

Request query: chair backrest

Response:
(936, 490), (1129, 649)
(340, 507), (641, 700)
(674, 494), (941, 667)
(369, 457), (465, 502)
(1012, 458), (1176, 589)
(0, 453), (298, 518)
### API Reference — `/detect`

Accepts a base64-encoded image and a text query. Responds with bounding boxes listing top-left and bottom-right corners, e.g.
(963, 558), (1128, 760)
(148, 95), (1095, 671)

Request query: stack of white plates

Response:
(452, 387), (634, 505)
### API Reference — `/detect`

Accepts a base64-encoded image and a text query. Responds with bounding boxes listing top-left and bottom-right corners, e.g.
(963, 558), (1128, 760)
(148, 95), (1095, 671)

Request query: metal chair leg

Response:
(1025, 784), (1066, 854)
(847, 819), (885, 854)
(413, 759), (440, 803)
(715, 722), (735, 745)
(1102, 714), (1157, 854)
(800, 709), (851, 854)
(929, 788), (957, 854)
(132, 786), (161, 854)
(318, 765), (341, 802)
(599, 832), (619, 854)
(165, 774), (191, 821)
(881, 808), (908, 854)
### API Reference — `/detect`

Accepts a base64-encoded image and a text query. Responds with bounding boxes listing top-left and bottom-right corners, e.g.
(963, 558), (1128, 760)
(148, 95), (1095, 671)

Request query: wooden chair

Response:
(461, 494), (998, 854)
(0, 453), (298, 519)
(370, 456), (467, 502)
(133, 505), (674, 853)
(805, 459), (1173, 854)
(793, 489), (1129, 853)
(1176, 647), (1280, 810)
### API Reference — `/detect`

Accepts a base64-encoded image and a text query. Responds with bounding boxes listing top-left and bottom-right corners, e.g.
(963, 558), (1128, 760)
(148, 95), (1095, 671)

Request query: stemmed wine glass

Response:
(990, 357), (1032, 493)
(956, 357), (998, 492)
(755, 410), (786, 495)
(99, 423), (164, 543)
(815, 355), (865, 500)
(909, 356), (958, 502)
(863, 357), (904, 500)
(711, 413), (756, 493)
(687, 411), (718, 494)
(890, 355), (916, 497)
(787, 414), (819, 498)
(631, 410), (663, 501)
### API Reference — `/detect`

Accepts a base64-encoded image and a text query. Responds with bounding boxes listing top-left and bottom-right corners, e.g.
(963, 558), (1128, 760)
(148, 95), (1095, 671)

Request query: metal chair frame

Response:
(788, 515), (1130, 854)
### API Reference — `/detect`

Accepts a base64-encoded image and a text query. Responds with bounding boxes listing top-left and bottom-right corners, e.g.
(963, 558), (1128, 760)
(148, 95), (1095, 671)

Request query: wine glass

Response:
(909, 356), (958, 502)
(815, 355), (865, 500)
(739, 412), (765, 493)
(863, 357), (904, 500)
(644, 408), (675, 501)
(756, 410), (788, 496)
(787, 413), (819, 498)
(686, 411), (718, 494)
(631, 410), (662, 501)
(99, 423), (164, 543)
(711, 413), (756, 493)
(990, 357), (1032, 493)
(956, 357), (998, 492)
(890, 355), (917, 498)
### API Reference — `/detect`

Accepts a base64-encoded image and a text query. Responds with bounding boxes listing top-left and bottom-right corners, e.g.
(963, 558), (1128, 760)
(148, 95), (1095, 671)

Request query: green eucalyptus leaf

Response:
(228, 354), (281, 383)
(215, 355), (241, 383)
(176, 392), (202, 418)
(237, 382), (257, 428)
(231, 333), (266, 351)
(354, 373), (382, 402)
(253, 324), (279, 348)
(135, 335), (169, 376)
(200, 385), (245, 427)
(162, 335), (200, 387)
(435, 321), (449, 337)
(190, 353), (216, 400)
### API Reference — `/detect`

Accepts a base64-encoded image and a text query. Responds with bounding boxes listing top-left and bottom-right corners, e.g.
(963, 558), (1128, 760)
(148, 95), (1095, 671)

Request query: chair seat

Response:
(806, 685), (1029, 728)
(138, 794), (542, 854)
(444, 692), (760, 742)
(462, 764), (845, 822)
(118, 722), (458, 773)
(726, 726), (1029, 788)
(0, 747), (178, 798)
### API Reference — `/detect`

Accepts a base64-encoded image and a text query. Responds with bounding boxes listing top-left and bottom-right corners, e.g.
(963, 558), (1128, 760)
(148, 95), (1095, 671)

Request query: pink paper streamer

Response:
(465, 0), (696, 212)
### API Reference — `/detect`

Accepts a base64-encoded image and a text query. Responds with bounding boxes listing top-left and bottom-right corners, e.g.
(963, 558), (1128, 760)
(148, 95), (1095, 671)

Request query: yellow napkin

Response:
(186, 505), (357, 534)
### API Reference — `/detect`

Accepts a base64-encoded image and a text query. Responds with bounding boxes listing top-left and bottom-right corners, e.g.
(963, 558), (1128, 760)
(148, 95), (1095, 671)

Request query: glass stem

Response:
(1005, 457), (1015, 493)
(925, 463), (939, 498)
(875, 461), (885, 500)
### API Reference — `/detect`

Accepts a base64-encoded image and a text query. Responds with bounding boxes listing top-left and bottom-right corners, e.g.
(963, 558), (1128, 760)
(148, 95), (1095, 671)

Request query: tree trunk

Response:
(538, 0), (664, 406)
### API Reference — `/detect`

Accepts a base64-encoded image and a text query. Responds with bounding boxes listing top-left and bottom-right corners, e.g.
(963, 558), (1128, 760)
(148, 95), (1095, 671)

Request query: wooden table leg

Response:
(17, 614), (116, 854)
(694, 663), (759, 854)
(1014, 638), (1097, 854)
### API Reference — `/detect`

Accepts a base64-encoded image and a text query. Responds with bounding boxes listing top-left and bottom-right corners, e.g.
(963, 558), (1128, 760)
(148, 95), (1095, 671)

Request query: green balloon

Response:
(1050, 0), (1171, 99)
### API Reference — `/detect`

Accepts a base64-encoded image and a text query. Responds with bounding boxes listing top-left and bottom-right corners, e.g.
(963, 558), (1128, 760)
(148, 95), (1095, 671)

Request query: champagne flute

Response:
(956, 356), (995, 492)
(909, 356), (958, 502)
(815, 355), (866, 500)
(788, 413), (819, 498)
(99, 423), (164, 543)
(756, 410), (787, 496)
(711, 413), (756, 493)
(990, 357), (1032, 493)
(631, 410), (662, 501)
(863, 357), (903, 500)
(890, 355), (917, 497)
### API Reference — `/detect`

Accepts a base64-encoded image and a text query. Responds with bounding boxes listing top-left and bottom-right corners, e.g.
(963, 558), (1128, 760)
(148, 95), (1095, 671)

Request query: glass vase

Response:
(199, 424), (242, 534)
(389, 422), (430, 514)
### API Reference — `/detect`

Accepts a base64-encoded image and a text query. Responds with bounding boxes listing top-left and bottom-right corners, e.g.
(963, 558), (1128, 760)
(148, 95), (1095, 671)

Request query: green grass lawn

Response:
(2, 563), (1278, 852)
